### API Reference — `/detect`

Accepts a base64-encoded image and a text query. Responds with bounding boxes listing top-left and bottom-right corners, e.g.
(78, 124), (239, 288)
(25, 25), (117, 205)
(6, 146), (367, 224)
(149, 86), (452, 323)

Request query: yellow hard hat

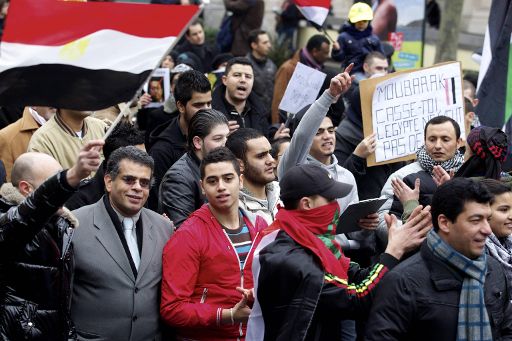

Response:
(348, 2), (374, 23)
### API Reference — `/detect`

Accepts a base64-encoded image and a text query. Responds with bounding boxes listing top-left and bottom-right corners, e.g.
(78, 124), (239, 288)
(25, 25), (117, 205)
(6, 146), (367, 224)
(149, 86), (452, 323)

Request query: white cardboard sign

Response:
(371, 62), (465, 162)
(278, 62), (326, 114)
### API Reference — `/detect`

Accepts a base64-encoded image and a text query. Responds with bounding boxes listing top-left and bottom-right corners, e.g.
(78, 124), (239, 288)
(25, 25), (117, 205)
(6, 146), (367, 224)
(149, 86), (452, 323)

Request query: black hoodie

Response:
(148, 115), (187, 211)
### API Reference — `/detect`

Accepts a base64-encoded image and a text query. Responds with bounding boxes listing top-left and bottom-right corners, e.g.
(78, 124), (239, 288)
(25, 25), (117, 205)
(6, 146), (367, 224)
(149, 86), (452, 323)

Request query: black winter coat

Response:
(0, 173), (77, 341)
(257, 230), (398, 341)
(159, 151), (204, 228)
(64, 165), (105, 211)
(148, 114), (186, 211)
(365, 242), (512, 341)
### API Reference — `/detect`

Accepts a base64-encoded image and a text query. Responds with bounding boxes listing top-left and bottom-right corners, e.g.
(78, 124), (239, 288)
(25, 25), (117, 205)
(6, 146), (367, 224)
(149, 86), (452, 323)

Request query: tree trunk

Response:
(434, 0), (464, 63)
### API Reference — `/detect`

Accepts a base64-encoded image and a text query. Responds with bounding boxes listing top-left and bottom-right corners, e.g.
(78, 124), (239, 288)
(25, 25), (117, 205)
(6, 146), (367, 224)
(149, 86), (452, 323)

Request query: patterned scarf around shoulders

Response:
(427, 230), (492, 341)
(486, 234), (512, 285)
(416, 145), (464, 175)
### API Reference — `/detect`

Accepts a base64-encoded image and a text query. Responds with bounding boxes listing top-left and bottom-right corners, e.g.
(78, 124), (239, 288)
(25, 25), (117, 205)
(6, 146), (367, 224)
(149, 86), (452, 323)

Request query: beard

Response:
(243, 160), (275, 186)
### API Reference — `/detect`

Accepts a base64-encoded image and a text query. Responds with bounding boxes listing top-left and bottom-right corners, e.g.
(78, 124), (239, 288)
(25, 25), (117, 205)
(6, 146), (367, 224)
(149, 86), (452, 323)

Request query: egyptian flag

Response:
(0, 0), (200, 110)
(294, 0), (330, 27)
(476, 0), (512, 169)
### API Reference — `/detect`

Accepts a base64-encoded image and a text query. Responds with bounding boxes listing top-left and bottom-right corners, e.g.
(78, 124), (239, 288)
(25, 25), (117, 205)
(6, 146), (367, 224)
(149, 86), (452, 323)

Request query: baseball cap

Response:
(280, 164), (353, 201)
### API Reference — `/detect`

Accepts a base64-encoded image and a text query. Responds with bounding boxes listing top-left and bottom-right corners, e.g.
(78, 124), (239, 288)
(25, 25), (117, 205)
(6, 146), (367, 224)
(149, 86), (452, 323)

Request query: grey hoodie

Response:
(239, 181), (281, 226)
(277, 90), (359, 211)
(277, 90), (367, 251)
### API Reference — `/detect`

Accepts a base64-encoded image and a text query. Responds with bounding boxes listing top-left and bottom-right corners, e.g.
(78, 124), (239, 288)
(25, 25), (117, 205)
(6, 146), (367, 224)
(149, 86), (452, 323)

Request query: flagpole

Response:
(102, 3), (204, 141)
(321, 27), (336, 44)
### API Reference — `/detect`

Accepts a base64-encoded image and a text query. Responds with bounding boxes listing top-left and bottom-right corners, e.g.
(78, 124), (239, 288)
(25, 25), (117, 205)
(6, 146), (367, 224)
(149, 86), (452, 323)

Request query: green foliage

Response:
(268, 36), (294, 68)
(204, 27), (219, 47)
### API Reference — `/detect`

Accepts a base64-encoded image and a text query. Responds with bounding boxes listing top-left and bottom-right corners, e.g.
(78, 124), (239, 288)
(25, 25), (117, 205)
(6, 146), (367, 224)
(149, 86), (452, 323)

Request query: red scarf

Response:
(275, 202), (350, 280)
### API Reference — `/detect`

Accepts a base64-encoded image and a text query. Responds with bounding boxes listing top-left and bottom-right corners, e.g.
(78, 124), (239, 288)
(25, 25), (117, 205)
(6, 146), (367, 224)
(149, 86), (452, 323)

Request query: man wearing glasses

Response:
(71, 146), (174, 341)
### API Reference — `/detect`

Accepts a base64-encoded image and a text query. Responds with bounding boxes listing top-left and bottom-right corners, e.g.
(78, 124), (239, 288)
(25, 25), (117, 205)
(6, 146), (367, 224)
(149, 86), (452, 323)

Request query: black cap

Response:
(280, 164), (353, 201)
(211, 53), (234, 71)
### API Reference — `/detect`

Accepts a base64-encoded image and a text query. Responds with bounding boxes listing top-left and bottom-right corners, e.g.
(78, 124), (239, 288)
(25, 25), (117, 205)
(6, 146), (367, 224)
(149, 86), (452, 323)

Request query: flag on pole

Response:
(476, 0), (512, 129)
(294, 0), (330, 27)
(0, 0), (200, 110)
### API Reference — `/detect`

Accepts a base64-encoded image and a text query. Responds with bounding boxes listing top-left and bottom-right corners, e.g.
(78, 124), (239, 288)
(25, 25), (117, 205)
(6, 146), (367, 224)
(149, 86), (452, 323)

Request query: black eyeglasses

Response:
(121, 175), (151, 189)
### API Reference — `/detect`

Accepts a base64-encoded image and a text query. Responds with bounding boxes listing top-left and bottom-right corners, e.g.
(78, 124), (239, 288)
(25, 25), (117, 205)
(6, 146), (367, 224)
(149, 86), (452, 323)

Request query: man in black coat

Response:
(174, 20), (219, 74)
(366, 178), (512, 341)
(249, 164), (432, 340)
(148, 70), (212, 211)
(212, 57), (271, 138)
(0, 140), (103, 340)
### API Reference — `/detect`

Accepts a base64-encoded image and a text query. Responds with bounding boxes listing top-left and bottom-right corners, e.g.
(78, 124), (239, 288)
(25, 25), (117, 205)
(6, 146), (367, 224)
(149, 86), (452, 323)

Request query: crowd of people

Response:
(0, 1), (511, 341)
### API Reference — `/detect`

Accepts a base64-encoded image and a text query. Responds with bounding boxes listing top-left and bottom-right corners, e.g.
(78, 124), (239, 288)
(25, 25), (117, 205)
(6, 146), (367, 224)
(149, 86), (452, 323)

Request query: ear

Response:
(192, 135), (202, 152)
(297, 197), (312, 211)
(239, 174), (244, 188)
(237, 158), (245, 173)
(17, 180), (32, 197)
(437, 214), (451, 234)
(467, 111), (475, 123)
(200, 179), (205, 195)
(176, 100), (186, 115)
(363, 62), (370, 74)
(456, 137), (464, 149)
(250, 41), (257, 51)
(222, 74), (228, 86)
(104, 174), (113, 193)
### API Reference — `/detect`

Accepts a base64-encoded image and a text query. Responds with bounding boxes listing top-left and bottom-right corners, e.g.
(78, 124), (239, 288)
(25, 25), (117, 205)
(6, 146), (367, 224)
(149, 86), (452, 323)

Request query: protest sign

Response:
(144, 68), (170, 108)
(361, 62), (465, 166)
(279, 62), (326, 114)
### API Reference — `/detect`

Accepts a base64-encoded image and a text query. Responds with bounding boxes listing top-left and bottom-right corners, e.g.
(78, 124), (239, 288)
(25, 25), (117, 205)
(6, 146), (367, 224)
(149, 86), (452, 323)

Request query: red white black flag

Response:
(294, 0), (330, 27)
(0, 0), (200, 110)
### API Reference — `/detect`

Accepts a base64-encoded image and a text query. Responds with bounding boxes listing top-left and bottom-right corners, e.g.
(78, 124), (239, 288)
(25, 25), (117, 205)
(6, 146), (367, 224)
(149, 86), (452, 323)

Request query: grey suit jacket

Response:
(71, 198), (173, 341)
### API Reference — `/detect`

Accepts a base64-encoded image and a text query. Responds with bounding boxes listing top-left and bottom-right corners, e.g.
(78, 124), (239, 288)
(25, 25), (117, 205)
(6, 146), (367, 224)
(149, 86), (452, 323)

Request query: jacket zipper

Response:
(222, 229), (260, 338)
(200, 288), (208, 303)
(301, 272), (325, 341)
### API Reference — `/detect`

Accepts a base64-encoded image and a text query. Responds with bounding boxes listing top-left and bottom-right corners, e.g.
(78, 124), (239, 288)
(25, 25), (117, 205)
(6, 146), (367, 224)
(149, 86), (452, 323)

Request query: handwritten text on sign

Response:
(279, 62), (326, 114)
(372, 63), (465, 162)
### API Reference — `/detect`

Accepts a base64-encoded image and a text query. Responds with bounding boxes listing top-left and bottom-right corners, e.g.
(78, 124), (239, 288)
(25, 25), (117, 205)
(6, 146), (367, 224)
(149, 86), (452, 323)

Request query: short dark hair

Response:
(225, 56), (253, 76)
(187, 109), (229, 150)
(105, 146), (154, 181)
(480, 178), (512, 204)
(186, 19), (203, 35)
(226, 128), (264, 161)
(271, 137), (291, 159)
(306, 34), (330, 52)
(174, 70), (211, 107)
(364, 51), (387, 65)
(200, 147), (241, 179)
(431, 178), (492, 231)
(282, 197), (300, 210)
(248, 29), (267, 47)
(103, 121), (145, 168)
(424, 115), (461, 140)
(463, 79), (476, 99)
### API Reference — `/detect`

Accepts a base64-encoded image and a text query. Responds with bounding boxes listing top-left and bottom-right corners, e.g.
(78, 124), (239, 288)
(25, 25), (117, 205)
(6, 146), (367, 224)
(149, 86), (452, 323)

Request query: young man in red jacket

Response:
(160, 147), (267, 340)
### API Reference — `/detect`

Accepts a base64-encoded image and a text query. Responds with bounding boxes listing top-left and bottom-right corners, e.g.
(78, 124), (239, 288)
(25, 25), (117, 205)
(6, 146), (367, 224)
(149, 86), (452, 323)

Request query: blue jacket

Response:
(332, 23), (383, 74)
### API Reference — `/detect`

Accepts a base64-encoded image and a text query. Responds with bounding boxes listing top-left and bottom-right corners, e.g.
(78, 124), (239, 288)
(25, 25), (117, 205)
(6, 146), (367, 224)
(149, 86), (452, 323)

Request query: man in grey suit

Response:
(71, 146), (174, 341)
